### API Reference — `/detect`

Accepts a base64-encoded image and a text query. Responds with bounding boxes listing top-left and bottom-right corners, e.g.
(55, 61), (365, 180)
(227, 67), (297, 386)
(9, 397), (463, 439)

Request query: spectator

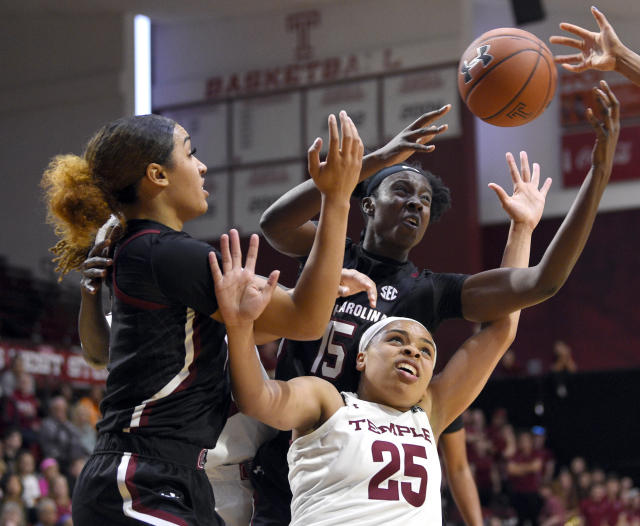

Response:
(4, 374), (40, 447)
(1, 432), (22, 479)
(70, 401), (96, 454)
(0, 501), (26, 526)
(0, 475), (25, 516)
(551, 340), (577, 372)
(75, 384), (103, 428)
(507, 430), (544, 525)
(494, 348), (524, 378)
(552, 468), (580, 519)
(38, 396), (89, 472)
(539, 482), (565, 526)
(532, 426), (555, 484)
(15, 451), (39, 519)
(0, 356), (24, 398)
(577, 471), (594, 501)
(37, 458), (59, 498)
(49, 475), (71, 523)
(66, 456), (86, 495)
(606, 475), (624, 526)
(468, 436), (500, 507)
(33, 498), (57, 526)
(581, 483), (610, 526)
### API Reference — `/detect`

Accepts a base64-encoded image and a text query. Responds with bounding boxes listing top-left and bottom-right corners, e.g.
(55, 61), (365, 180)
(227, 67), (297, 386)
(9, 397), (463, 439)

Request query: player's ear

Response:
(361, 197), (375, 217)
(355, 351), (366, 372)
(145, 163), (168, 187)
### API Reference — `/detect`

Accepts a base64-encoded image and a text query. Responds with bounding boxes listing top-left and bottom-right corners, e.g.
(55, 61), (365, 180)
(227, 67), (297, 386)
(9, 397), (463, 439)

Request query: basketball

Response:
(457, 27), (557, 127)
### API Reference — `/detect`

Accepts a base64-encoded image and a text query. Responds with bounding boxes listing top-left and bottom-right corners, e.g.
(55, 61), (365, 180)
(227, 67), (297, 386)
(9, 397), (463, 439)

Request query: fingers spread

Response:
(307, 137), (322, 176)
(409, 105), (451, 130)
(219, 234), (231, 273)
(519, 151), (531, 182)
(245, 233), (259, 273)
(540, 177), (553, 198)
(229, 229), (242, 269)
(327, 114), (339, 161)
(209, 252), (223, 283)
(558, 22), (593, 41)
(505, 152), (521, 185)
(488, 183), (509, 206)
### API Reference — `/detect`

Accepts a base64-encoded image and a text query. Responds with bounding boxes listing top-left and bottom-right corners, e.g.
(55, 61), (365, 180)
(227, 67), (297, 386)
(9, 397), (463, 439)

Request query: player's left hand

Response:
(80, 214), (123, 295)
(209, 229), (279, 328)
(587, 80), (620, 170)
(489, 151), (552, 232)
(337, 269), (377, 308)
(367, 105), (451, 166)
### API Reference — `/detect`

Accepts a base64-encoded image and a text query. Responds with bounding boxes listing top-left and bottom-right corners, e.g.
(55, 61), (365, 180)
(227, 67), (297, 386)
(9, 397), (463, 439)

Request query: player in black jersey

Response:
(253, 84), (620, 525)
(42, 111), (364, 525)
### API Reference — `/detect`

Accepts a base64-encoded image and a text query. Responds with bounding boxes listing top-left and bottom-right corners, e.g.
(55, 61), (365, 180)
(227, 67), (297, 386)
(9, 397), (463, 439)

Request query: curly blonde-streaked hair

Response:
(42, 154), (113, 276)
(41, 114), (176, 277)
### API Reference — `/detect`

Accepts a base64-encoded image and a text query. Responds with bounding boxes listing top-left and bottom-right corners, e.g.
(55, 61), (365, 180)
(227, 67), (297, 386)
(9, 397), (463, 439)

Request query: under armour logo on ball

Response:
(380, 286), (398, 301)
(461, 44), (494, 83)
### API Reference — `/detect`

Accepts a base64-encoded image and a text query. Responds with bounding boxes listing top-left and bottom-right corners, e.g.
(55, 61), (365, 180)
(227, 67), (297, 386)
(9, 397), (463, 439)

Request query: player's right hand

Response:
(307, 111), (363, 202)
(368, 105), (450, 166)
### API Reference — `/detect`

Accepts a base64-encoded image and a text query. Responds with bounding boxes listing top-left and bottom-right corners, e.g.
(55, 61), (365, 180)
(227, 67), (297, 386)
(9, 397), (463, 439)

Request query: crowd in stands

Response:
(0, 341), (636, 525)
(0, 355), (101, 526)
(442, 407), (640, 526)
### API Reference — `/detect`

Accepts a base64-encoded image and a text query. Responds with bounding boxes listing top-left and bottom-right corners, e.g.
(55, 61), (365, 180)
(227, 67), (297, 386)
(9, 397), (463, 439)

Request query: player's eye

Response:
(421, 347), (432, 357)
(189, 147), (197, 157)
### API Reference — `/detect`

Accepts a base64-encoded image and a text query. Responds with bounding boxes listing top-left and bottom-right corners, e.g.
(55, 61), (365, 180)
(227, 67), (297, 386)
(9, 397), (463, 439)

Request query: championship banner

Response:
(306, 79), (378, 150)
(0, 343), (107, 385)
(162, 104), (228, 169)
(232, 162), (305, 234)
(232, 93), (302, 163)
(562, 125), (640, 187)
(183, 172), (230, 241)
(383, 67), (462, 141)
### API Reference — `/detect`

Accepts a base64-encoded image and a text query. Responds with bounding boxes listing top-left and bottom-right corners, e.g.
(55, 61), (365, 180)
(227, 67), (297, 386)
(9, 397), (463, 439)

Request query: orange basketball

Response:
(457, 27), (557, 127)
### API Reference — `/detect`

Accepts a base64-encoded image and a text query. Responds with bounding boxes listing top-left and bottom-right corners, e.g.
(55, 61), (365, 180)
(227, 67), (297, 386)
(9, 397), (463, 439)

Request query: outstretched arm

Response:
(425, 153), (547, 433)
(441, 428), (483, 526)
(461, 81), (620, 322)
(241, 111), (363, 341)
(549, 6), (640, 86)
(259, 106), (451, 257)
(209, 232), (342, 433)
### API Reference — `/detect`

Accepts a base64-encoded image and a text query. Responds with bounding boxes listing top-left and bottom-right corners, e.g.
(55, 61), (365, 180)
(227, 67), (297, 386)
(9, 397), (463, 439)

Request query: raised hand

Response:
(307, 111), (364, 201)
(337, 268), (377, 308)
(367, 105), (451, 165)
(489, 151), (552, 232)
(549, 6), (623, 74)
(80, 214), (123, 294)
(209, 230), (279, 327)
(587, 80), (620, 170)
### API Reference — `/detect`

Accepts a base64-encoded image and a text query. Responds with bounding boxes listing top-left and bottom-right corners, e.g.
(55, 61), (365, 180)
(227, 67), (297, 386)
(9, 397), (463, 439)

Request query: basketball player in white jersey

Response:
(210, 223), (522, 524)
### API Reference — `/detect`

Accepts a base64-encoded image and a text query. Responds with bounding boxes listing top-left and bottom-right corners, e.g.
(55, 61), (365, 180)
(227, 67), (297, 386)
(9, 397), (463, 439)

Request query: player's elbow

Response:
(259, 207), (280, 244)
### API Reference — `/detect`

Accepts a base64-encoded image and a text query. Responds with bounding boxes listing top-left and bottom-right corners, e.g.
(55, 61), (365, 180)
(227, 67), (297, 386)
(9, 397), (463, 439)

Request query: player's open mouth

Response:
(396, 360), (418, 377)
(402, 216), (419, 228)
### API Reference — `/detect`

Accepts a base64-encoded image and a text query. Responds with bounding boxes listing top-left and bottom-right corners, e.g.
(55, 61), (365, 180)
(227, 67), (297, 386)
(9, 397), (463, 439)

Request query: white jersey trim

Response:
(125, 308), (196, 431)
(117, 452), (184, 526)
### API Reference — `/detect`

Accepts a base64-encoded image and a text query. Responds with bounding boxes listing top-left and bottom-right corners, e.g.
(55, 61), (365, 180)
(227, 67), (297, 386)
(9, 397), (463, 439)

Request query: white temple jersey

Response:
(288, 392), (442, 526)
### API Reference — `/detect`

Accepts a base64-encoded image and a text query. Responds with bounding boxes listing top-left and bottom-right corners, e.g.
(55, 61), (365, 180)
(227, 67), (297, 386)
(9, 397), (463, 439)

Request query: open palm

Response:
(209, 230), (279, 327)
(489, 151), (552, 231)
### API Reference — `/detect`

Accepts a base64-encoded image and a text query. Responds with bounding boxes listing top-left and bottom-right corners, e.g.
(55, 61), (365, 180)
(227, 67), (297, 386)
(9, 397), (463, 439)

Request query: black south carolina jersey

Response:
(276, 239), (467, 392)
(251, 239), (467, 526)
(98, 219), (231, 450)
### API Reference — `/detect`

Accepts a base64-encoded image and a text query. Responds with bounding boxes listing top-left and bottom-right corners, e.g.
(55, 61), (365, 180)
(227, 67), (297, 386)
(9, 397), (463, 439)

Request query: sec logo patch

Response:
(380, 286), (398, 301)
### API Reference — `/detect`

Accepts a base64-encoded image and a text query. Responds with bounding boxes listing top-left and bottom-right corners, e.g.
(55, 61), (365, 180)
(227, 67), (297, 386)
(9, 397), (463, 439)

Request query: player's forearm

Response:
(226, 323), (276, 420)
(260, 178), (321, 256)
(287, 196), (351, 337)
(448, 468), (484, 526)
(615, 45), (640, 86)
(78, 288), (109, 369)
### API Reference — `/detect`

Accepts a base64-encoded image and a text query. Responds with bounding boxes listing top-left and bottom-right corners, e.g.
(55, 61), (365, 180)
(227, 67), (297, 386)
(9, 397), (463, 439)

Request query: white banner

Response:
(306, 79), (378, 151)
(162, 104), (228, 169)
(383, 68), (461, 141)
(232, 93), (302, 163)
(232, 163), (305, 234)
